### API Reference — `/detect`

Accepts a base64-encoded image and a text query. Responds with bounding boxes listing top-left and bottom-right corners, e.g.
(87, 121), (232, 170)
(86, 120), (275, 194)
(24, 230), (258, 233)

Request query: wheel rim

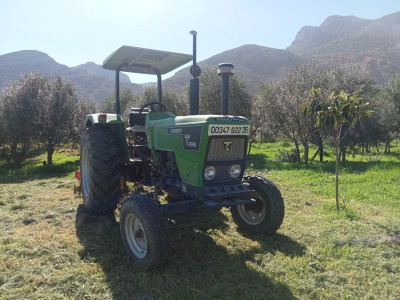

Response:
(237, 194), (267, 225)
(81, 146), (90, 200)
(125, 213), (148, 259)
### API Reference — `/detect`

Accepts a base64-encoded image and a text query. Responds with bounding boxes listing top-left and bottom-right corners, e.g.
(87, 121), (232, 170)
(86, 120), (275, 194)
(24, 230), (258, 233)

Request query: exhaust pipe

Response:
(218, 63), (234, 115)
(189, 30), (201, 115)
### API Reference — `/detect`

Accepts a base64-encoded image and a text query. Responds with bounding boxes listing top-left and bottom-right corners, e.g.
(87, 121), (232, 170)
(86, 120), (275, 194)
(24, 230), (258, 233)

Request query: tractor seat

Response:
(129, 107), (149, 127)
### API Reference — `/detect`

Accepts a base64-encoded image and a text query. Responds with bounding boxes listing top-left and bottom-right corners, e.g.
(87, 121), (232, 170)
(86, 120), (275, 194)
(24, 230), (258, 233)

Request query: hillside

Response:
(0, 51), (143, 105)
(1, 11), (400, 103)
(286, 12), (400, 84)
(165, 12), (400, 91)
(164, 45), (304, 93)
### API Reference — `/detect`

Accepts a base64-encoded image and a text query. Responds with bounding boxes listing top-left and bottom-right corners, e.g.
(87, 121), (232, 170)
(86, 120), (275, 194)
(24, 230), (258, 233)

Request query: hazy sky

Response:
(1, 0), (399, 82)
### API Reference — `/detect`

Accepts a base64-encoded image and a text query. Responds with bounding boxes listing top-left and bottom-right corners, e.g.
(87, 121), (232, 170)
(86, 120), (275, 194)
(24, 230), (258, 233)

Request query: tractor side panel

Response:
(146, 114), (208, 187)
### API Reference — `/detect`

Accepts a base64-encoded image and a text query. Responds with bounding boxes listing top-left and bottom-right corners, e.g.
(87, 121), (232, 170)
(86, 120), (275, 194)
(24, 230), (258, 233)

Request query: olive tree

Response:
(35, 76), (81, 164)
(0, 73), (92, 167)
(0, 106), (6, 150)
(250, 82), (279, 152)
(98, 88), (142, 122)
(71, 99), (96, 144)
(257, 64), (320, 163)
(0, 73), (47, 167)
(197, 68), (251, 118)
(141, 87), (186, 116)
(256, 63), (376, 163)
(377, 74), (400, 152)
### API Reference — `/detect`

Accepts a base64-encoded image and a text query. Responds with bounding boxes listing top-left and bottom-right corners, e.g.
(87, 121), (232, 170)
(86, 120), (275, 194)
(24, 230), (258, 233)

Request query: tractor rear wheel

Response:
(231, 175), (284, 235)
(80, 125), (121, 215)
(120, 194), (170, 269)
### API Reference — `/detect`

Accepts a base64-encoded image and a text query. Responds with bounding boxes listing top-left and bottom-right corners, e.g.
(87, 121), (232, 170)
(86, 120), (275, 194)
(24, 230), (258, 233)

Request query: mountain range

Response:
(1, 11), (399, 105)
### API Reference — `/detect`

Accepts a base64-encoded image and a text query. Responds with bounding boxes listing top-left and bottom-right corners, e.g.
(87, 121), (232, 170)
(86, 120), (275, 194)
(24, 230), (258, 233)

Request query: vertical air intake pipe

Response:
(218, 63), (234, 115)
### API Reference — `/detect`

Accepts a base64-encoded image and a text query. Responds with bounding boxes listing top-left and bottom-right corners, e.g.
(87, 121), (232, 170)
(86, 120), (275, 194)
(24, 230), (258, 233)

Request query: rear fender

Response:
(84, 113), (129, 164)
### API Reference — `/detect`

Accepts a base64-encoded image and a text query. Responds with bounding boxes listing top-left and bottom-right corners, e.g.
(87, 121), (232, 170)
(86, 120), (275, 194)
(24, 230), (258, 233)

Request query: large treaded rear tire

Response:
(80, 125), (121, 215)
(120, 194), (170, 269)
(231, 175), (285, 235)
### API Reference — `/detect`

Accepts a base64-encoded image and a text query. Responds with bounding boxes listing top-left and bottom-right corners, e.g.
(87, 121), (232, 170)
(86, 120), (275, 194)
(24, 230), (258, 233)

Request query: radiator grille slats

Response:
(207, 137), (245, 161)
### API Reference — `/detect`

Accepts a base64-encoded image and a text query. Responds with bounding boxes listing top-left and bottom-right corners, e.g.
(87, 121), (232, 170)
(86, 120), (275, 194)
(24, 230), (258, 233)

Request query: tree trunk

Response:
(11, 144), (20, 168)
(384, 141), (390, 154)
(47, 144), (54, 165)
(8, 143), (28, 168)
(311, 148), (320, 161)
(247, 127), (258, 156)
(294, 140), (301, 163)
(247, 140), (253, 155)
(318, 137), (324, 162)
(341, 146), (346, 163)
(302, 141), (309, 164)
(335, 140), (340, 210)
(0, 146), (9, 163)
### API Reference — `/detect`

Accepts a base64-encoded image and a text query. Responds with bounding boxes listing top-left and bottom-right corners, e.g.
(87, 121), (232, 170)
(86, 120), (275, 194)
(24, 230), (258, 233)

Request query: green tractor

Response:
(80, 32), (284, 269)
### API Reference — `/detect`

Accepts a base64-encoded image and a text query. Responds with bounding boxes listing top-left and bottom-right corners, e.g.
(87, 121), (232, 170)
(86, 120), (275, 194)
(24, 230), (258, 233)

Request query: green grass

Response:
(0, 143), (399, 299)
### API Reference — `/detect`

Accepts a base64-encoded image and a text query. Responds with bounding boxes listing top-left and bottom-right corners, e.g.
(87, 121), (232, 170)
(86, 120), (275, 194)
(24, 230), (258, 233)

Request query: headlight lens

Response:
(204, 166), (216, 180)
(229, 164), (241, 178)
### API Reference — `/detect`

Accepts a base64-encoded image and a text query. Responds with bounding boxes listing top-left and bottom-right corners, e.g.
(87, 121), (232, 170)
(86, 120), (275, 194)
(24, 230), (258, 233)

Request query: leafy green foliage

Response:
(35, 76), (82, 165)
(255, 63), (377, 163)
(378, 74), (400, 138)
(305, 87), (372, 209)
(142, 87), (186, 116)
(0, 73), (48, 167)
(306, 88), (372, 137)
(0, 73), (95, 167)
(276, 148), (300, 163)
(256, 63), (322, 163)
(98, 88), (143, 121)
(197, 67), (251, 118)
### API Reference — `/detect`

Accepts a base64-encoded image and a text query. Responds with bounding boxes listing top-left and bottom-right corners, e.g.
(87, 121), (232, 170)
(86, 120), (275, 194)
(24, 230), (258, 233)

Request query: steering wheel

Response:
(139, 101), (166, 114)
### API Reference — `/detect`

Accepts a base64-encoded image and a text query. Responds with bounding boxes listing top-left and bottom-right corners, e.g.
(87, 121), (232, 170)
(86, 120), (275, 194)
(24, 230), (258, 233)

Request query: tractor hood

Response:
(145, 113), (250, 187)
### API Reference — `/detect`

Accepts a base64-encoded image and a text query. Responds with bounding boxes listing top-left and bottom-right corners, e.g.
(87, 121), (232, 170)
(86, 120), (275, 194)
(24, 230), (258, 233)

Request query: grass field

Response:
(0, 143), (399, 299)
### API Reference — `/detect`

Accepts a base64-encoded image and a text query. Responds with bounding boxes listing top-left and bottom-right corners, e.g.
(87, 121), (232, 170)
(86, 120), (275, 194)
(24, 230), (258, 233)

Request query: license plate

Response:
(208, 124), (250, 136)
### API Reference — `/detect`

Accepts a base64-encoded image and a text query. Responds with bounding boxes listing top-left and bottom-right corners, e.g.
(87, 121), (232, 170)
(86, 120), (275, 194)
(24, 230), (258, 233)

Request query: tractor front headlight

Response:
(204, 166), (216, 180)
(229, 164), (241, 178)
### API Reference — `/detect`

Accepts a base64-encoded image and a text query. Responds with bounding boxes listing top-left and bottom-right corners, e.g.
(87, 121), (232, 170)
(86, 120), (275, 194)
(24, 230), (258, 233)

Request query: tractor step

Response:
(204, 183), (253, 200)
(204, 198), (255, 208)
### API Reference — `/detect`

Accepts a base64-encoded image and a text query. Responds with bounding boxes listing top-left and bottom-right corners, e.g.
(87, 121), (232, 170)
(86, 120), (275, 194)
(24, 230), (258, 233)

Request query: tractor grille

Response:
(207, 137), (246, 161)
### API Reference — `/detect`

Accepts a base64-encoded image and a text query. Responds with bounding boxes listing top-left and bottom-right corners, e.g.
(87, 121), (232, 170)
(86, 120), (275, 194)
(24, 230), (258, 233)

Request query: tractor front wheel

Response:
(120, 194), (170, 269)
(231, 175), (284, 235)
(80, 125), (121, 215)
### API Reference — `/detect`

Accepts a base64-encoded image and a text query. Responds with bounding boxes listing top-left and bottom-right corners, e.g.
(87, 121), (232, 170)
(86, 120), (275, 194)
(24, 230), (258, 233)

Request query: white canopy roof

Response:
(102, 46), (193, 75)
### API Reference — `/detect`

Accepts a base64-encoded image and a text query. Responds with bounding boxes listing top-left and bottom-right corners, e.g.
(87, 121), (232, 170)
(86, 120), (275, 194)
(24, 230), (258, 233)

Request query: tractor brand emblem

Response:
(224, 141), (232, 152)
